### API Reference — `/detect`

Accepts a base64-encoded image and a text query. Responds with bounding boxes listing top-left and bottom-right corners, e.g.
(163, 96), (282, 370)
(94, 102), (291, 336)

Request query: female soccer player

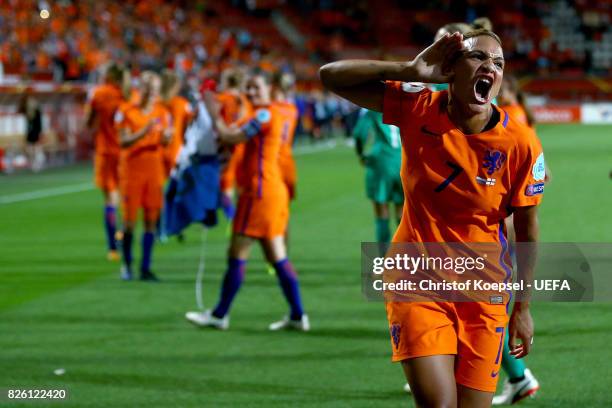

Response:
(271, 71), (299, 202)
(351, 108), (403, 243)
(115, 71), (171, 281)
(160, 69), (193, 177)
(218, 68), (252, 218)
(271, 71), (299, 253)
(185, 72), (309, 331)
(321, 29), (544, 407)
(84, 63), (127, 261)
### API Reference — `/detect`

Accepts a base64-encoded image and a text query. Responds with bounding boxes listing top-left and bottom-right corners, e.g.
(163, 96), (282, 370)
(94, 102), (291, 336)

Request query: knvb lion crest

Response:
(390, 324), (401, 349)
(483, 150), (507, 175)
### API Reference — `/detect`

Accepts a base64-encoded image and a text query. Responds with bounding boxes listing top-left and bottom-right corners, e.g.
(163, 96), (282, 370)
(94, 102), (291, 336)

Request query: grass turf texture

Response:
(1, 124), (611, 407)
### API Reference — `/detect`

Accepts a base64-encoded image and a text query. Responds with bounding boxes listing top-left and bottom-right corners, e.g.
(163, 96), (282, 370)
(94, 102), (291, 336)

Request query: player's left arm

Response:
(204, 91), (265, 145)
(215, 119), (249, 145)
(509, 205), (539, 359)
(203, 91), (248, 144)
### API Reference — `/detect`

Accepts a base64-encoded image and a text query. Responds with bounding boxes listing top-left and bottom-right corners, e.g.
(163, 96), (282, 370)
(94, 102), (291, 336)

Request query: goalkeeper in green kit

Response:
(352, 108), (403, 243)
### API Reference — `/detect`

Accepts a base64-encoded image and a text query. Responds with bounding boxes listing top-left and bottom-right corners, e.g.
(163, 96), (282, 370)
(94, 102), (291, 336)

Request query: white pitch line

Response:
(293, 140), (342, 156)
(0, 182), (94, 204)
(0, 141), (343, 205)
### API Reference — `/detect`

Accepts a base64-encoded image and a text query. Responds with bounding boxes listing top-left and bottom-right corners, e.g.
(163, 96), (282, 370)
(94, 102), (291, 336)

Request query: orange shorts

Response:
(233, 189), (289, 239)
(386, 301), (508, 393)
(94, 154), (119, 192)
(119, 171), (163, 223)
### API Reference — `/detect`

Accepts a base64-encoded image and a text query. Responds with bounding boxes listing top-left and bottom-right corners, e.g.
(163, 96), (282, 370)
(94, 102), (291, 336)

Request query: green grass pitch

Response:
(1, 124), (611, 407)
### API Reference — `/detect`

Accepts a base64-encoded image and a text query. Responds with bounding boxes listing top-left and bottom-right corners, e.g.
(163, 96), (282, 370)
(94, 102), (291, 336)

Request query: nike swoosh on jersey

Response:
(420, 125), (441, 137)
(491, 370), (499, 378)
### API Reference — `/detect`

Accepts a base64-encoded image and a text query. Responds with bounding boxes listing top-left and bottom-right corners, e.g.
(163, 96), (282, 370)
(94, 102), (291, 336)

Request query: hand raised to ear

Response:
(409, 32), (464, 84)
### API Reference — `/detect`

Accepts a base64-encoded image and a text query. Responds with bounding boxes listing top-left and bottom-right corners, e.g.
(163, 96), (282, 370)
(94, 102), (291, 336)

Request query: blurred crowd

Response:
(2, 0), (610, 86)
(0, 0), (289, 81)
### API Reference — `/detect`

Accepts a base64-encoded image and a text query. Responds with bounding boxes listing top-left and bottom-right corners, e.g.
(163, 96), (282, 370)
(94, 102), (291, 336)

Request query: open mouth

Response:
(474, 77), (493, 104)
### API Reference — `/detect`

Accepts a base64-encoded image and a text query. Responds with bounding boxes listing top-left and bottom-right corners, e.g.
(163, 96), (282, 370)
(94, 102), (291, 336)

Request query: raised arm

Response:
(319, 32), (464, 111)
(202, 91), (250, 145)
(84, 101), (96, 128)
(119, 121), (154, 148)
(509, 205), (539, 359)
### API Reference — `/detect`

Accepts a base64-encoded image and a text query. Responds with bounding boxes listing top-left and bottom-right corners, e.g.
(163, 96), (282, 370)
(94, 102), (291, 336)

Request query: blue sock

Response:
(104, 206), (117, 250)
(122, 231), (133, 269)
(274, 259), (304, 321)
(140, 232), (155, 273)
(212, 258), (246, 318)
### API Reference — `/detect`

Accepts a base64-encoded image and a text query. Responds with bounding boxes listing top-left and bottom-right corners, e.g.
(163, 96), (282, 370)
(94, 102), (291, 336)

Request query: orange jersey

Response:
(115, 101), (170, 222)
(274, 101), (299, 197)
(163, 95), (194, 172)
(237, 105), (288, 198)
(115, 101), (170, 174)
(499, 103), (529, 127)
(383, 82), (545, 245)
(88, 83), (124, 156)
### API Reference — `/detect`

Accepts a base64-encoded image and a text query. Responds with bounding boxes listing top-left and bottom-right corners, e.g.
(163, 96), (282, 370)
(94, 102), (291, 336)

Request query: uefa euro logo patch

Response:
(532, 153), (546, 181)
(390, 324), (401, 349)
(483, 150), (507, 175)
(525, 183), (545, 196)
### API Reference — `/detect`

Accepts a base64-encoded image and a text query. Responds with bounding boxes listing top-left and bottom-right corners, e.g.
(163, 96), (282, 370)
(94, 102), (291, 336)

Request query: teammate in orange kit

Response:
(271, 71), (299, 201)
(497, 75), (534, 129)
(115, 71), (171, 281)
(217, 69), (252, 217)
(321, 29), (544, 407)
(271, 71), (299, 252)
(186, 71), (308, 331)
(84, 63), (128, 261)
(161, 69), (193, 177)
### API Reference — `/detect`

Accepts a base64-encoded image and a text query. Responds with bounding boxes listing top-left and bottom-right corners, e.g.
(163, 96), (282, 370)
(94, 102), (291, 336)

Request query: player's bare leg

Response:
(373, 201), (389, 217)
(261, 236), (309, 331)
(229, 234), (255, 259)
(260, 235), (287, 263)
(402, 355), (457, 407)
(457, 384), (494, 408)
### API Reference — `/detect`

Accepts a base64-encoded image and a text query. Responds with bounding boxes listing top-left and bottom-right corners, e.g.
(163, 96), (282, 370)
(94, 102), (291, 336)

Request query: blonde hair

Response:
(161, 69), (180, 101)
(221, 68), (245, 90)
(462, 28), (502, 47)
(472, 17), (493, 31)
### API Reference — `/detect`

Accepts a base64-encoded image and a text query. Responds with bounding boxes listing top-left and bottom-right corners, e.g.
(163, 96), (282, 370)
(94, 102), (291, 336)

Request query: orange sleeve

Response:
(114, 104), (129, 132)
(382, 81), (429, 126)
(510, 130), (545, 208)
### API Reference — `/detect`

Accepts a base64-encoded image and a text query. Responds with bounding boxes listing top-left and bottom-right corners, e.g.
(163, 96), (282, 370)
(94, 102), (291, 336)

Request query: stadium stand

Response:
(0, 0), (610, 171)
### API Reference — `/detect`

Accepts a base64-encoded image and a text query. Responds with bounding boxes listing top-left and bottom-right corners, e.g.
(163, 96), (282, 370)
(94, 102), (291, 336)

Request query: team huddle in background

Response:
(87, 63), (308, 330)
